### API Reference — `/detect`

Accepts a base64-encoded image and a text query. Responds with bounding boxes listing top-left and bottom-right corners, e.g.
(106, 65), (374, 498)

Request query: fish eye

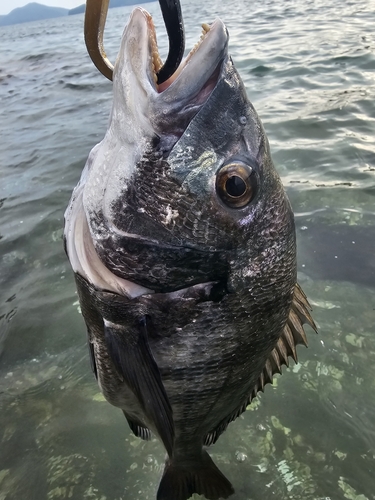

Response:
(216, 161), (256, 208)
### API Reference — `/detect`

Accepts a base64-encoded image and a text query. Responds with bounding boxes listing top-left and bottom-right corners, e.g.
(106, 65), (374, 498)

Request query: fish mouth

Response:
(139, 8), (228, 92)
(113, 8), (229, 119)
(147, 14), (217, 93)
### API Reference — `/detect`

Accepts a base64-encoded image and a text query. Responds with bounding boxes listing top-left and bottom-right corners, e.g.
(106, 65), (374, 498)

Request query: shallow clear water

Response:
(0, 0), (374, 498)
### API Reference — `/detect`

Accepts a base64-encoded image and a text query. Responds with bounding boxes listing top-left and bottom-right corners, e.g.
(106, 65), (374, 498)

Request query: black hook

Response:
(156, 0), (185, 84)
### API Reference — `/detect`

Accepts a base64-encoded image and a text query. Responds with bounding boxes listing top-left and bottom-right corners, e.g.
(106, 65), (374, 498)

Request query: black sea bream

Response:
(64, 8), (316, 500)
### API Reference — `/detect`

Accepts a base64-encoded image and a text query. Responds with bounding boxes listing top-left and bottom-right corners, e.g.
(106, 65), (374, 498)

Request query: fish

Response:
(64, 7), (316, 500)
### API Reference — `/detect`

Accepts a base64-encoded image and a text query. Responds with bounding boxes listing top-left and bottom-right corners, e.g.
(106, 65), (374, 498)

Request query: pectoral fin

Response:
(103, 316), (174, 455)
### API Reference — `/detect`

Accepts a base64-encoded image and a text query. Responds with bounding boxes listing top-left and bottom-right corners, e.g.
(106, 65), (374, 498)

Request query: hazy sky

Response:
(0, 1), (83, 16)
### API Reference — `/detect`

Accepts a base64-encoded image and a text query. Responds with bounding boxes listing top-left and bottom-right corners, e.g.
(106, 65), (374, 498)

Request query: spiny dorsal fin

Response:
(204, 283), (317, 447)
(250, 282), (317, 402)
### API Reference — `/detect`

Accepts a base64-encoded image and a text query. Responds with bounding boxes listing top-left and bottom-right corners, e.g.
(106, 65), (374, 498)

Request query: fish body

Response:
(64, 8), (315, 500)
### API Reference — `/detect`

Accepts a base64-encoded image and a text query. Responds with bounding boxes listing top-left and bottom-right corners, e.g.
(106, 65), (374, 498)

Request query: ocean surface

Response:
(0, 0), (374, 498)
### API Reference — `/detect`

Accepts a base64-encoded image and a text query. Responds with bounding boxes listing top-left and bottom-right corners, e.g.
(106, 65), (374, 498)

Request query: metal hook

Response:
(156, 0), (185, 84)
(84, 0), (113, 81)
(84, 0), (185, 84)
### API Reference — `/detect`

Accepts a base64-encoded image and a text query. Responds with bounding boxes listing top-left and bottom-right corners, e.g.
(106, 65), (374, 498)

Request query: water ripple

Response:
(0, 0), (375, 499)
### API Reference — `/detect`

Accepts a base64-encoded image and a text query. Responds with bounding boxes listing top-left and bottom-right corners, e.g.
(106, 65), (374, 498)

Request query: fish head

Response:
(65, 7), (296, 296)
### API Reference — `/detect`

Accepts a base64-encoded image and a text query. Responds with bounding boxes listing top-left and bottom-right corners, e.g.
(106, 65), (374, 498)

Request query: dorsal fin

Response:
(250, 283), (317, 401)
(204, 283), (317, 446)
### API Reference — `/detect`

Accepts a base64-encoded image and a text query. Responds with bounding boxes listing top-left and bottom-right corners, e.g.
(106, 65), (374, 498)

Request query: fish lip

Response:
(152, 17), (229, 94)
(114, 7), (229, 98)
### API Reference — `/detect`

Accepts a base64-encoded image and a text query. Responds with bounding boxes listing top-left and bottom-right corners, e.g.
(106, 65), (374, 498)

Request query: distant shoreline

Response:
(0, 1), (155, 27)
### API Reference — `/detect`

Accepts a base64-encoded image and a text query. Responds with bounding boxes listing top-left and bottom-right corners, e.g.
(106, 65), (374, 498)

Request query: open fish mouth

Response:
(112, 7), (229, 116)
(145, 11), (216, 92)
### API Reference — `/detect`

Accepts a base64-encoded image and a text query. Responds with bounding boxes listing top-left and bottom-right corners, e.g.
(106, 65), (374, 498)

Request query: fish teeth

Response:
(202, 23), (210, 33)
(188, 23), (211, 62)
(151, 21), (211, 86)
(149, 17), (163, 83)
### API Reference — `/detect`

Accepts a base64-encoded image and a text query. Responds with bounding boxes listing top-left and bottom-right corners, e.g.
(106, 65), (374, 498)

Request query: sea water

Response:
(0, 0), (374, 498)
